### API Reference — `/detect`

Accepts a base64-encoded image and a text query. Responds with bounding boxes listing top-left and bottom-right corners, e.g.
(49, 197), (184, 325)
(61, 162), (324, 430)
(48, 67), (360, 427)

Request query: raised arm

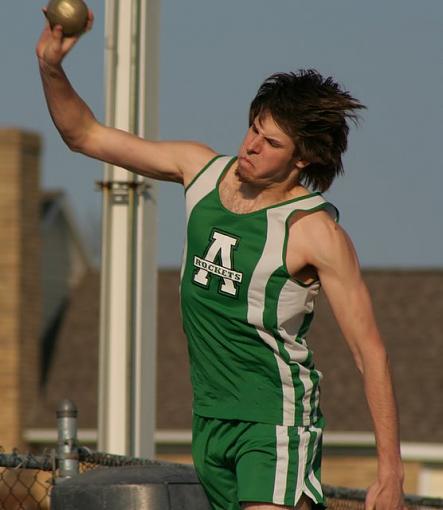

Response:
(36, 12), (216, 185)
(289, 213), (405, 510)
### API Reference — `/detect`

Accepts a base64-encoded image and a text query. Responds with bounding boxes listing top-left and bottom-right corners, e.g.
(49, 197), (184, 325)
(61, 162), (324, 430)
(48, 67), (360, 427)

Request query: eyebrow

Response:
(254, 119), (284, 146)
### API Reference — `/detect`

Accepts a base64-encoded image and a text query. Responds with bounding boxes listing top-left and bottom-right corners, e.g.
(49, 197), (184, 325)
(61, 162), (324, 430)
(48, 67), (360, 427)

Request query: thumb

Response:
(365, 483), (379, 510)
(38, 24), (65, 66)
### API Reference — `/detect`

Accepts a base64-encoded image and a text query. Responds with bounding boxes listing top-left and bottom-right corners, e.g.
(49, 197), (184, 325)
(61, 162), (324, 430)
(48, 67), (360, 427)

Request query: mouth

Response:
(239, 156), (253, 167)
(236, 157), (253, 183)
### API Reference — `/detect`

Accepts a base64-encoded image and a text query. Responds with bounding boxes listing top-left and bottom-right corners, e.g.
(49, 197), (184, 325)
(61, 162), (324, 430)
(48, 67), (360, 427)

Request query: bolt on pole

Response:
(56, 399), (79, 481)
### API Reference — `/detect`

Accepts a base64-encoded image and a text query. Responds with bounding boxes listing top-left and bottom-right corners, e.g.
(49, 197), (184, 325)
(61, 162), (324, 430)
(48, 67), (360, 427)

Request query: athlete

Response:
(36, 11), (405, 510)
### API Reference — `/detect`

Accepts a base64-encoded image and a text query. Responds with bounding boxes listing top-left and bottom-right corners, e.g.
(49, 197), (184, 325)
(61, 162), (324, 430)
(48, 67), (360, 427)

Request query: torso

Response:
(181, 155), (335, 426)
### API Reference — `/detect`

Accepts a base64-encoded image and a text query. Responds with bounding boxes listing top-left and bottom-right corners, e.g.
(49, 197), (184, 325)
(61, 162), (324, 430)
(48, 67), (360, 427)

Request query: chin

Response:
(235, 165), (252, 183)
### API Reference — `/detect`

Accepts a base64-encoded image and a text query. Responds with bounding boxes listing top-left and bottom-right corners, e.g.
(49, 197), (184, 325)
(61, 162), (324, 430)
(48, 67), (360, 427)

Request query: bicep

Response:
(78, 121), (217, 184)
(321, 268), (381, 355)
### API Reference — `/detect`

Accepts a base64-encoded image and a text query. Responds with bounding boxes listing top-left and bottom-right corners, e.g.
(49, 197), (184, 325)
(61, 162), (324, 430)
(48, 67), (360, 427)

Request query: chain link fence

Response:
(2, 449), (443, 510)
(0, 448), (165, 510)
(0, 449), (52, 510)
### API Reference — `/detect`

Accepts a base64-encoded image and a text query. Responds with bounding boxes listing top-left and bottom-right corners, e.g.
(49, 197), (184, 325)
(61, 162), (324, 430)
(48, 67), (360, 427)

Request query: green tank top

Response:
(180, 155), (338, 426)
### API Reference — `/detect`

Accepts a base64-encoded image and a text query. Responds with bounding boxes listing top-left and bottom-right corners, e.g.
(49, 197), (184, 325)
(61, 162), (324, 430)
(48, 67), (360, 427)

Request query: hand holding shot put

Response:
(36, 0), (93, 68)
(46, 0), (89, 36)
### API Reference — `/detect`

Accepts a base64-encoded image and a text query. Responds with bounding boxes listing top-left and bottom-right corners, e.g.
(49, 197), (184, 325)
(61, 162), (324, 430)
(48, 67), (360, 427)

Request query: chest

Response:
(184, 190), (308, 300)
(218, 175), (294, 215)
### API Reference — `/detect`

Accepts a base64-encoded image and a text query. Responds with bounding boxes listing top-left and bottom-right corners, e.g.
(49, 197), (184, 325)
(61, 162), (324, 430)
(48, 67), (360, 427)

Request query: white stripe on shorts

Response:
(293, 427), (309, 505)
(273, 425), (289, 504)
(299, 426), (323, 504)
(273, 424), (324, 507)
(307, 427), (323, 499)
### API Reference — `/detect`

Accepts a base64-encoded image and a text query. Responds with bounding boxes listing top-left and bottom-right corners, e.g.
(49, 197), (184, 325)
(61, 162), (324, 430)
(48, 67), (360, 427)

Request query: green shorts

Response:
(192, 414), (326, 510)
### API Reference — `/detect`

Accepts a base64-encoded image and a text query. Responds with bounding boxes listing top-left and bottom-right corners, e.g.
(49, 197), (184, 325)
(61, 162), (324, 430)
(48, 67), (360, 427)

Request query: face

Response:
(237, 112), (305, 187)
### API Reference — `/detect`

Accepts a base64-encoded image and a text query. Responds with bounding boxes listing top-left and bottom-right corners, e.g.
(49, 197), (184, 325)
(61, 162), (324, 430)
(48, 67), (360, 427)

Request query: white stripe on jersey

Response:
(181, 156), (232, 280)
(247, 207), (296, 424)
(277, 279), (320, 423)
(185, 156), (232, 219)
(247, 202), (326, 425)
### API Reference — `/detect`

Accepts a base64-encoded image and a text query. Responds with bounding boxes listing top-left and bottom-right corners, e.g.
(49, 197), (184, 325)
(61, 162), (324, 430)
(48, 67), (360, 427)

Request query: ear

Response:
(295, 159), (309, 170)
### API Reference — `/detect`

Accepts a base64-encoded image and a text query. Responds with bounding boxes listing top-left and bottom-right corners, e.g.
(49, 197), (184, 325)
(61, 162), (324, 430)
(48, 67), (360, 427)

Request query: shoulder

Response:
(289, 208), (358, 272)
(177, 143), (219, 187)
(289, 206), (342, 248)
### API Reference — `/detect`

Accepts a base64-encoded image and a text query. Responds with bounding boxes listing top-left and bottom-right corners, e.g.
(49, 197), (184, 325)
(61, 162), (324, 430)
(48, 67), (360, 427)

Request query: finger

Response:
(62, 36), (80, 53)
(364, 494), (375, 510)
(85, 9), (94, 31)
(47, 24), (66, 55)
(42, 7), (51, 28)
(36, 20), (54, 54)
(52, 24), (64, 41)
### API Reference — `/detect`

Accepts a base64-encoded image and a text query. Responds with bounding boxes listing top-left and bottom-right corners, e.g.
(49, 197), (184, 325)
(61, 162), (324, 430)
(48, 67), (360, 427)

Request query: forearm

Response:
(360, 345), (404, 479)
(38, 60), (96, 150)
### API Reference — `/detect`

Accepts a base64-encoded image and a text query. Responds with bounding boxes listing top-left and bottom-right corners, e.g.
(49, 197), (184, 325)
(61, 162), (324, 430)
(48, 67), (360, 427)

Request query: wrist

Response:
(378, 460), (405, 483)
(38, 59), (63, 77)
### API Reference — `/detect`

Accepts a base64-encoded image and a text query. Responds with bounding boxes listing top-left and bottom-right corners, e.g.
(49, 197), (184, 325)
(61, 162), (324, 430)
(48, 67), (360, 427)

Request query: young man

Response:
(37, 13), (405, 510)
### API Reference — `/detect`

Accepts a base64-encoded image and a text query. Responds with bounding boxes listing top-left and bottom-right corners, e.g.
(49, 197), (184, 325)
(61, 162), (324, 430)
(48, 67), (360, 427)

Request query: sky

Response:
(1, 0), (442, 268)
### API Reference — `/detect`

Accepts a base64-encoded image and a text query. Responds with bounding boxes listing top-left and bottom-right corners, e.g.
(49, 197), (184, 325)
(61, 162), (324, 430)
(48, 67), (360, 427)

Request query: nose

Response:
(246, 133), (263, 154)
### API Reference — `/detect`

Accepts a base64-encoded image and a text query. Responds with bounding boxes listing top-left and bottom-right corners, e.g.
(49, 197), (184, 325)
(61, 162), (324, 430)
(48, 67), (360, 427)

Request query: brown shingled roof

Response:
(30, 269), (443, 444)
(30, 269), (100, 430)
(310, 270), (443, 443)
(30, 269), (192, 431)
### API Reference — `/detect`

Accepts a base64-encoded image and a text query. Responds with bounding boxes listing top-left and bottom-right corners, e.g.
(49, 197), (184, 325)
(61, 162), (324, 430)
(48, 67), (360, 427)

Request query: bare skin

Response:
(36, 14), (405, 510)
(242, 494), (312, 510)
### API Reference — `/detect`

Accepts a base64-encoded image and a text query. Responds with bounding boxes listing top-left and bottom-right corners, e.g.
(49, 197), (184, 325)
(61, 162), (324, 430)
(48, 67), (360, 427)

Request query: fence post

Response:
(56, 399), (79, 481)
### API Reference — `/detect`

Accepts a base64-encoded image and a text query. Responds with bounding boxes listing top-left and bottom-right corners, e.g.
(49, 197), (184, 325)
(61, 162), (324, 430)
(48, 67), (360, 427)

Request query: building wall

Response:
(418, 465), (443, 498)
(321, 456), (420, 494)
(0, 129), (41, 449)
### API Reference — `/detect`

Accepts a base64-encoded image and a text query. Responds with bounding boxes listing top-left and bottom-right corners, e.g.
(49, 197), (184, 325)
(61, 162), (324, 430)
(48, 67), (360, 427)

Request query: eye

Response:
(267, 139), (281, 148)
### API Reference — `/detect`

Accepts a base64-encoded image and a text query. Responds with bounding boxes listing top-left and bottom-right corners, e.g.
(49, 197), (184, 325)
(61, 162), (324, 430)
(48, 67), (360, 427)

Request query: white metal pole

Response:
(98, 0), (159, 457)
(131, 0), (159, 458)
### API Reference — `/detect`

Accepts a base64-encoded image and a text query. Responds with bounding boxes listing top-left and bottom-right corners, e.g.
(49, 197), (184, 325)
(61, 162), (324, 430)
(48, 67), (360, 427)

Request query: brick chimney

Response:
(0, 129), (41, 449)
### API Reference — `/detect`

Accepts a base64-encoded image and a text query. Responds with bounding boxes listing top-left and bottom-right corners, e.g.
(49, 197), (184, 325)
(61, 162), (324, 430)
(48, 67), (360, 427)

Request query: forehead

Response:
(255, 111), (293, 143)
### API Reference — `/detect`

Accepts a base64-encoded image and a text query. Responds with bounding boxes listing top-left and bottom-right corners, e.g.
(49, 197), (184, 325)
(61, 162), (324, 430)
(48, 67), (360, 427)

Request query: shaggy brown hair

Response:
(249, 70), (366, 192)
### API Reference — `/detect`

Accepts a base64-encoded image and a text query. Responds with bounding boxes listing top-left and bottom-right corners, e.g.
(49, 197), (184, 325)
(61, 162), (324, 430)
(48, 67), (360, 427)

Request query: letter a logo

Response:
(193, 230), (242, 297)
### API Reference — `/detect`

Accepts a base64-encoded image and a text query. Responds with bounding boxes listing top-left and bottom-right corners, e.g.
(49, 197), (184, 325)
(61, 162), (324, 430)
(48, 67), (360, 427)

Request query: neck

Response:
(219, 163), (311, 215)
(234, 165), (307, 202)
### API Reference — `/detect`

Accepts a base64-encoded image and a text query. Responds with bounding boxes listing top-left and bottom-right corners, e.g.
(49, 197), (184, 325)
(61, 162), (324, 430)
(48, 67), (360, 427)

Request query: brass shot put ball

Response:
(46, 0), (89, 37)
